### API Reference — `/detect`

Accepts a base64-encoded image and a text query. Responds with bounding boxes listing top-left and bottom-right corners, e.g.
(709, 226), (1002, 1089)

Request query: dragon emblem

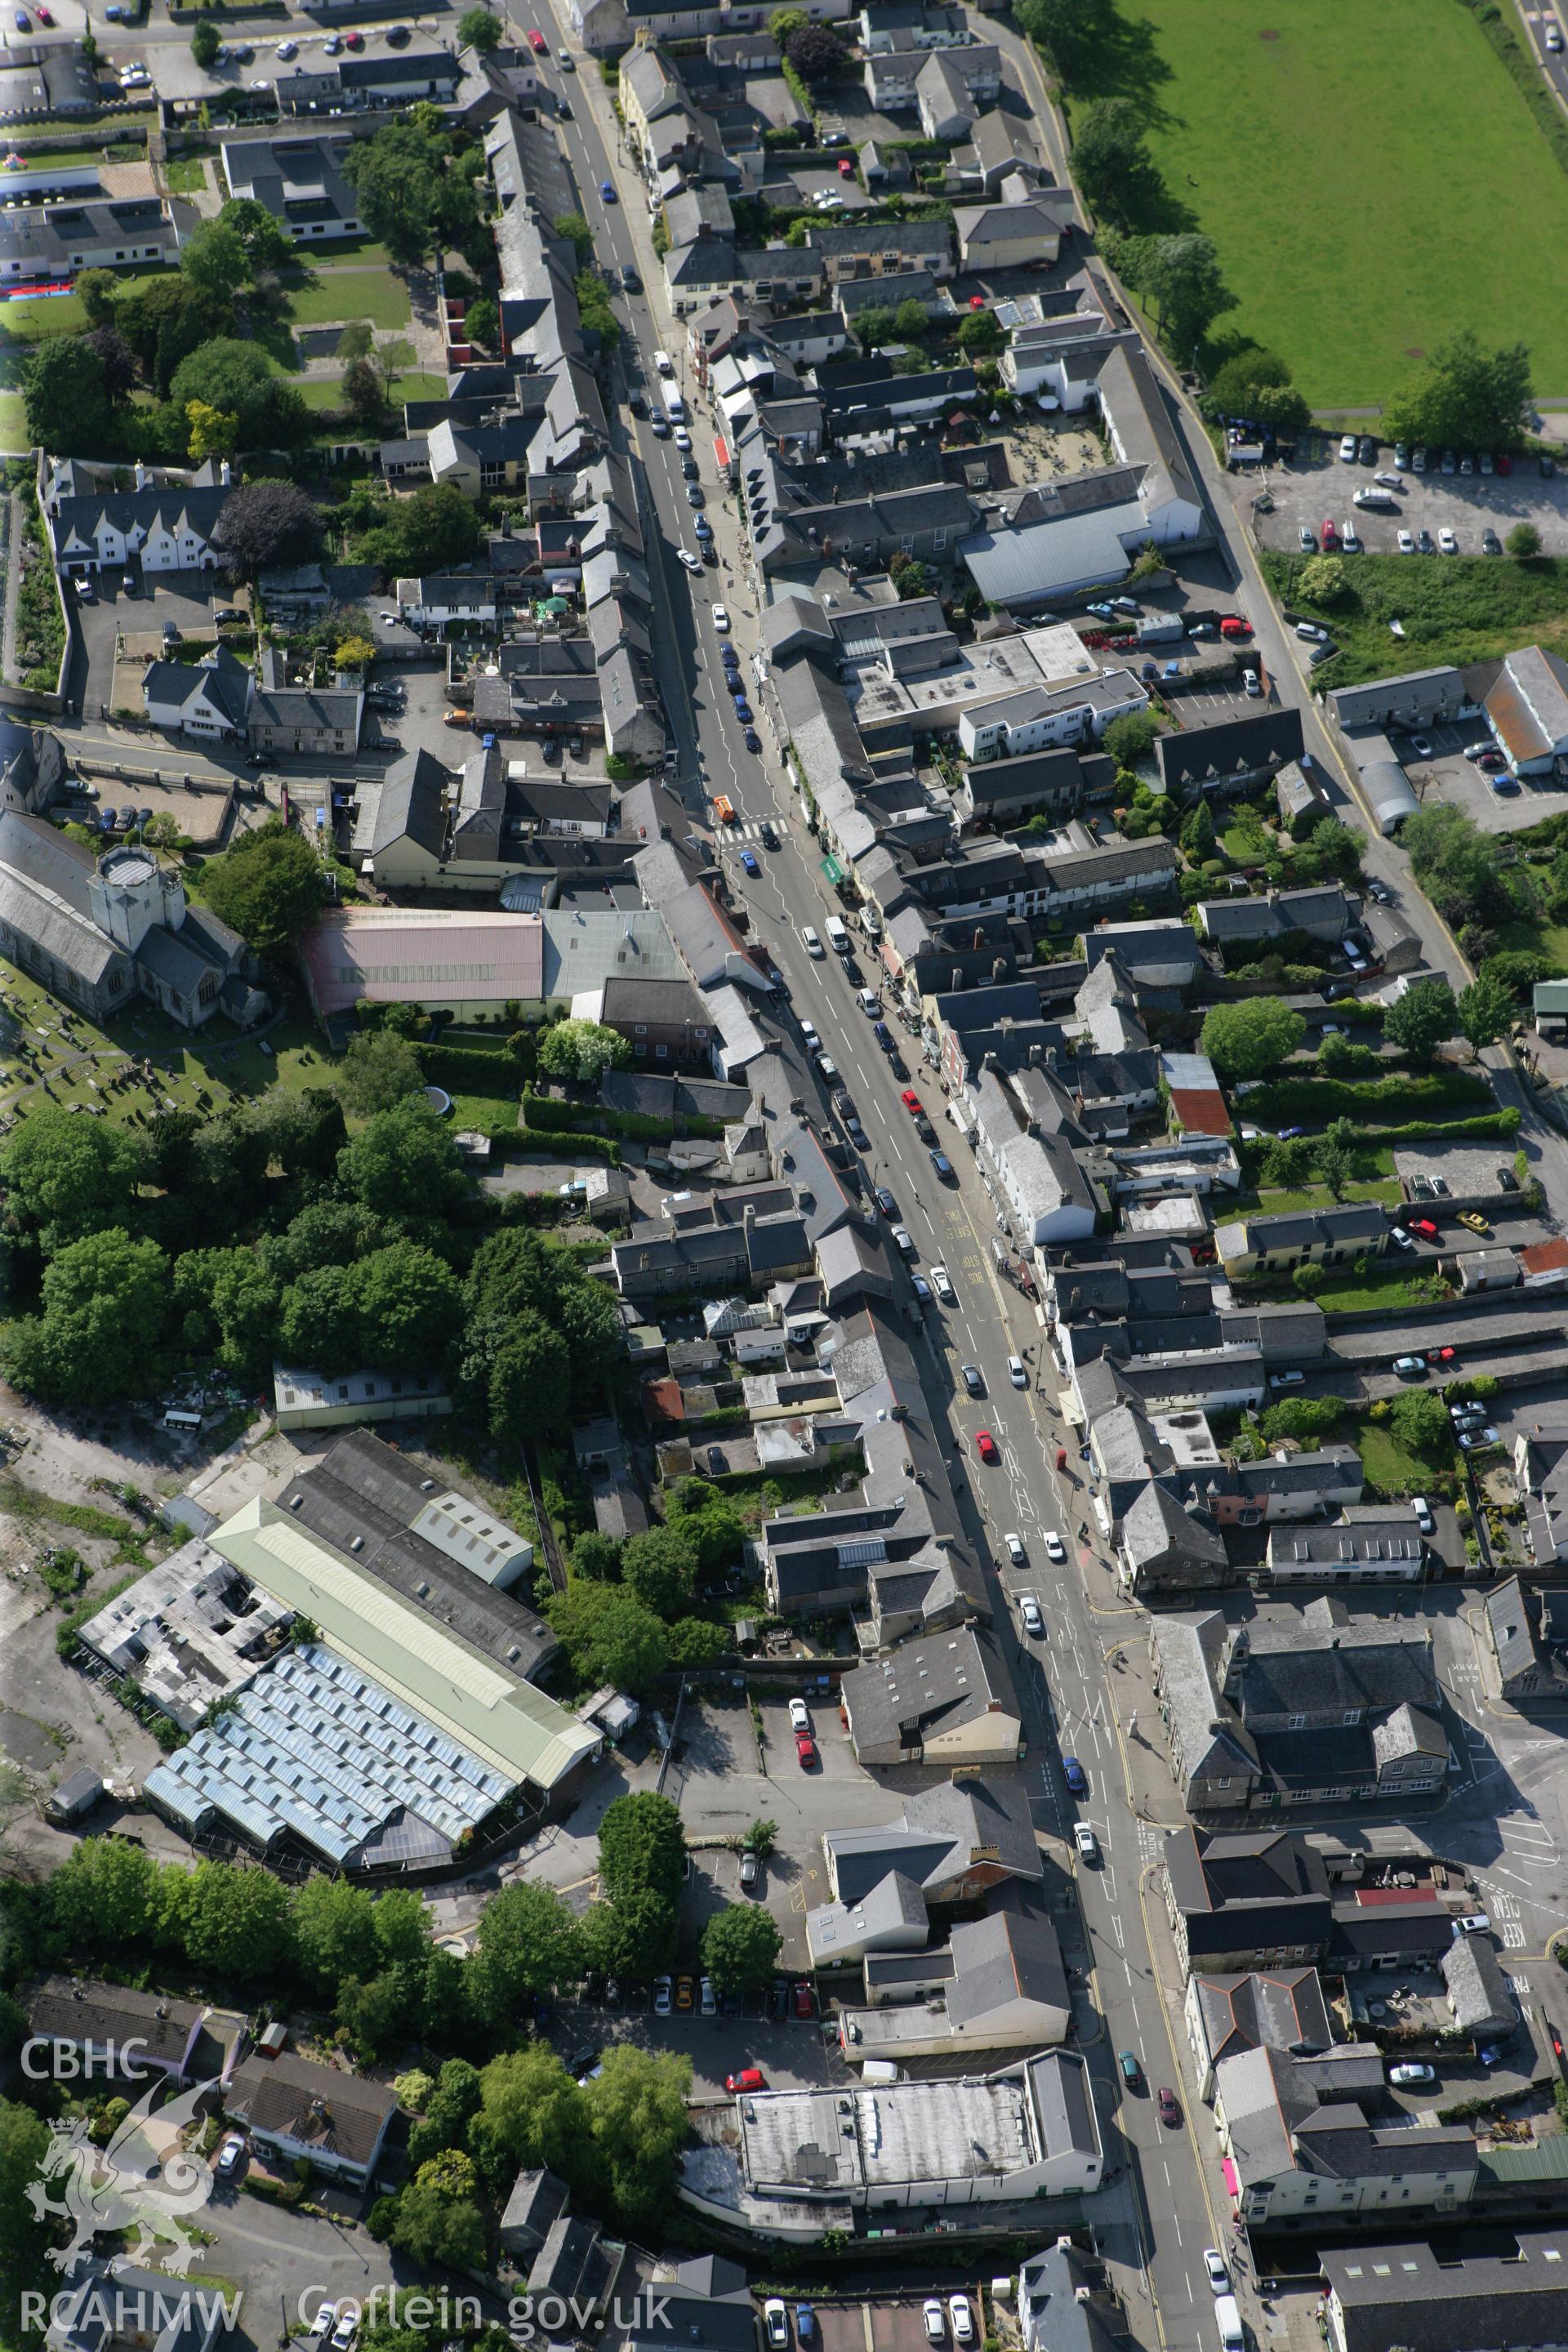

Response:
(27, 2075), (219, 2275)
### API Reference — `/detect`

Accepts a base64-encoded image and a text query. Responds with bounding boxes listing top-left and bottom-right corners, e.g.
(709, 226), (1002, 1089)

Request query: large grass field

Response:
(1261, 547), (1568, 684)
(282, 269), (412, 332)
(1124, 0), (1568, 407)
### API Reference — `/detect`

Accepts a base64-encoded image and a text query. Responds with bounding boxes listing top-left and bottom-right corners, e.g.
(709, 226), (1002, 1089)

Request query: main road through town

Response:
(499, 19), (1234, 2343)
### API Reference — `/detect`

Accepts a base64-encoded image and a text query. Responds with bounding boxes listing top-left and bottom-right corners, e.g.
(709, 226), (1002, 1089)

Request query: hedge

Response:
(415, 1040), (523, 1095)
(1249, 1071), (1491, 1123)
(523, 1089), (731, 1146)
(518, 1131), (622, 1167)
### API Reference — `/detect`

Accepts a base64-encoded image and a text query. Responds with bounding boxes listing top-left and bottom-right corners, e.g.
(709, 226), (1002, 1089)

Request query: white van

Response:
(653, 350), (675, 376)
(803, 925), (825, 959)
(826, 915), (851, 955)
(861, 2060), (902, 2086)
(661, 379), (686, 422)
(1214, 2296), (1244, 2352)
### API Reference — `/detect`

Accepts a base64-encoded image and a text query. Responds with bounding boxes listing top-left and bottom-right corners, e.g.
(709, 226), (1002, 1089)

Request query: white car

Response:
(677, 550), (703, 574)
(1203, 2250), (1230, 2294)
(711, 604), (730, 631)
(1019, 1593), (1045, 1635)
(1045, 1533), (1067, 1565)
(1455, 1912), (1491, 1935)
(1339, 434), (1357, 461)
(948, 2301), (973, 2346)
(1242, 670), (1262, 697)
(1388, 2061), (1436, 2086)
(1074, 1822), (1099, 1863)
(1008, 1354), (1027, 1388)
(1004, 1531), (1026, 1567)
(1438, 527), (1459, 555)
(788, 1696), (811, 1734)
(764, 2304), (789, 2349)
(653, 1975), (673, 2016)
(215, 2132), (246, 2176)
(308, 2310), (336, 2346)
(800, 1018), (820, 1051)
(701, 1976), (716, 2016)
(892, 1225), (915, 1257)
(1549, 18), (1564, 45)
(1411, 1494), (1435, 1534)
(674, 427), (693, 449)
(1340, 519), (1361, 551)
(274, 36), (297, 56)
(803, 925), (824, 959)
(1463, 741), (1494, 760)
(1397, 528), (1415, 554)
(930, 1264), (956, 1302)
(330, 2313), (358, 2352)
(922, 2305), (946, 2345)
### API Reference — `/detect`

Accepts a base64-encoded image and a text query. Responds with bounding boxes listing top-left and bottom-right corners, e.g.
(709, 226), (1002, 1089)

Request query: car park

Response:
(1339, 434), (1357, 461)
(740, 1851), (760, 1891)
(788, 1696), (811, 1734)
(1397, 528), (1415, 554)
(1019, 1593), (1045, 1634)
(331, 2313), (358, 2352)
(1358, 435), (1376, 461)
(1341, 519), (1361, 551)
(1320, 523), (1339, 551)
(1484, 527), (1503, 553)
(654, 1976), (673, 2016)
(1417, 527), (1436, 554)
(1298, 526), (1316, 550)
(794, 1981), (815, 2017)
(1074, 1822), (1098, 1862)
(1439, 527), (1459, 555)
(309, 2310), (336, 2345)
(797, 2310), (816, 2345)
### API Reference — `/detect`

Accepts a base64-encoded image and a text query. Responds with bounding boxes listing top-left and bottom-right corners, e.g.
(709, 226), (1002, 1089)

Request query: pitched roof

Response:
(227, 2051), (395, 2169)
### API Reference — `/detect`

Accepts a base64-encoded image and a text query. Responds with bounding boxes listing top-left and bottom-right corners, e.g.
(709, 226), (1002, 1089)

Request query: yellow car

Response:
(443, 708), (470, 726)
(1458, 1211), (1491, 1235)
(675, 1976), (694, 2010)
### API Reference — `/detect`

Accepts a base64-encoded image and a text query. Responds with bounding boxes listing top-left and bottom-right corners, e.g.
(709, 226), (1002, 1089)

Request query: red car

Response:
(795, 1732), (817, 1768)
(901, 1089), (923, 1112)
(1427, 1346), (1457, 1365)
(1219, 616), (1252, 639)
(794, 1982), (816, 2018)
(727, 2067), (767, 2093)
(837, 157), (855, 176)
(1498, 452), (1513, 475)
(527, 25), (546, 47)
(1406, 1216), (1440, 1241)
(1157, 2087), (1181, 2127)
(976, 1430), (1000, 1463)
(1321, 520), (1339, 549)
(344, 27), (363, 42)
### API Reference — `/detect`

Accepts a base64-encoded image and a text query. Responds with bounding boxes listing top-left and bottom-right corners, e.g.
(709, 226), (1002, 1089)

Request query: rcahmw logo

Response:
(20, 2283), (244, 2341)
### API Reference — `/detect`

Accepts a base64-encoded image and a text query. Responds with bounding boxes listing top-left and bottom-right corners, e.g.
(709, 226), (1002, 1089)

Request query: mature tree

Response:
(1, 1107), (144, 1251)
(84, 324), (137, 403)
(1262, 1134), (1316, 1188)
(1259, 1396), (1343, 1444)
(216, 196), (293, 274)
(956, 310), (1004, 354)
(785, 22), (844, 74)
(545, 1582), (670, 1695)
(390, 2179), (488, 2270)
(668, 1478), (745, 1576)
(201, 817), (325, 953)
(470, 2047), (590, 2194)
(466, 296), (500, 351)
(292, 1876), (378, 1993)
(406, 2057), (482, 2168)
(487, 1312), (572, 1448)
(179, 221), (250, 305)
(1456, 972), (1515, 1053)
(190, 14), (220, 65)
(1136, 234), (1235, 358)
(172, 338), (302, 449)
(1383, 977), (1457, 1061)
(342, 356), (387, 430)
(891, 296), (929, 342)
(537, 1017), (633, 1085)
(174, 1860), (294, 1982)
(277, 1263), (363, 1371)
(337, 1098), (473, 1223)
(769, 4), (808, 35)
(621, 1523), (699, 1620)
(373, 1885), (433, 1968)
(213, 480), (324, 580)
(1313, 1136), (1353, 1199)
(1298, 555), (1350, 607)
(6, 1229), (169, 1405)
(470, 1884), (584, 2028)
(1199, 997), (1305, 1080)
(668, 1618), (732, 1667)
(1013, 0), (1113, 81)
(356, 480), (483, 577)
(21, 336), (109, 453)
(1102, 708), (1160, 767)
(1383, 328), (1532, 455)
(585, 2047), (693, 2228)
(572, 1530), (622, 1582)
(599, 1791), (686, 1909)
(854, 305), (895, 351)
(354, 1243), (463, 1368)
(343, 125), (443, 265)
(702, 1902), (783, 1994)
(0, 2100), (60, 2348)
(172, 1247), (279, 1380)
(1508, 521), (1543, 559)
(332, 635), (377, 675)
(185, 400), (238, 462)
(1178, 798), (1215, 861)
(47, 1835), (159, 1950)
(458, 5), (503, 47)
(1070, 97), (1160, 225)
(579, 1886), (677, 1980)
(1201, 345), (1291, 416)
(1401, 805), (1499, 919)
(1389, 1388), (1453, 1462)
(335, 1029), (424, 1118)
(76, 268), (119, 327)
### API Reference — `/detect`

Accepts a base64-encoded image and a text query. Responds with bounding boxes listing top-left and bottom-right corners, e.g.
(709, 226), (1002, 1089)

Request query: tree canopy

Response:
(545, 1581), (670, 1695)
(1383, 329), (1532, 455)
(212, 481), (324, 580)
(1069, 98), (1160, 225)
(1200, 996), (1305, 1080)
(537, 1018), (632, 1085)
(702, 1902), (783, 1993)
(199, 817), (327, 955)
(1383, 978), (1457, 1061)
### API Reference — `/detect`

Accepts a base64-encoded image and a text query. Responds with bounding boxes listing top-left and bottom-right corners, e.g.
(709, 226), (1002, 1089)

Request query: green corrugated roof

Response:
(1479, 2138), (1568, 2180)
(212, 1497), (599, 1793)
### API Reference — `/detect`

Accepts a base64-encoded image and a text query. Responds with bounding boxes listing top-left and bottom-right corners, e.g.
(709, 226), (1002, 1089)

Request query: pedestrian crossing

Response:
(728, 818), (772, 841)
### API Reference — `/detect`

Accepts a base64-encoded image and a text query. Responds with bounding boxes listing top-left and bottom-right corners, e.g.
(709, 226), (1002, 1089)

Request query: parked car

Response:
(921, 2305), (945, 2345)
(1204, 2251), (1231, 2294)
(309, 2309), (336, 2346)
(795, 1731), (817, 1767)
(1439, 527), (1459, 555)
(1393, 1355), (1428, 1377)
(728, 2067), (767, 2093)
(1407, 1217), (1440, 1241)
(1339, 434), (1357, 461)
(653, 1976), (673, 2016)
(788, 1696), (811, 1734)
(1157, 2087), (1181, 2127)
(1005, 1530), (1027, 1566)
(739, 1851), (760, 1891)
(764, 2304), (789, 2349)
(1397, 529), (1415, 554)
(215, 2133), (246, 2176)
(948, 2301), (973, 2346)
(1009, 1354), (1027, 1388)
(1388, 2062), (1436, 2086)
(796, 2310), (816, 2345)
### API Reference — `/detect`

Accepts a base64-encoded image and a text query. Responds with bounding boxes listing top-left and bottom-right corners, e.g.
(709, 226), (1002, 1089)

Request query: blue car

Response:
(1062, 1755), (1087, 1796)
(1492, 775), (1521, 795)
(734, 698), (754, 722)
(740, 849), (760, 876)
(1086, 602), (1116, 620)
(599, 180), (617, 203)
(728, 677), (747, 700)
(796, 2312), (816, 2345)
(929, 1149), (954, 1179)
(743, 728), (762, 753)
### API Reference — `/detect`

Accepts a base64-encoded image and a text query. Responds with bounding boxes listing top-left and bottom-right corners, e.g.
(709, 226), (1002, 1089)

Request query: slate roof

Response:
(27, 1976), (202, 2066)
(227, 2051), (395, 2171)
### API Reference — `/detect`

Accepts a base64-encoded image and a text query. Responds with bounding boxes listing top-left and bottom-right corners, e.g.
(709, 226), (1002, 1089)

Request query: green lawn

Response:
(1124, 0), (1568, 405)
(163, 156), (208, 195)
(0, 393), (26, 452)
(282, 270), (412, 331)
(1260, 546), (1568, 687)
(1357, 1419), (1442, 1497)
(0, 265), (167, 345)
(1252, 1178), (1404, 1214)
